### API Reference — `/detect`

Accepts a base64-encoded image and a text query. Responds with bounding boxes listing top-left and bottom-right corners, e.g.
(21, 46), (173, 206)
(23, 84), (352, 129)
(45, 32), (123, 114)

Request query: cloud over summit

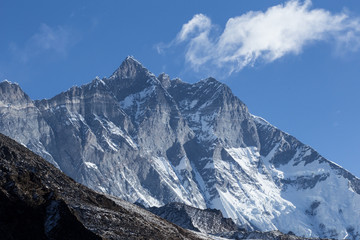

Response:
(169, 0), (360, 75)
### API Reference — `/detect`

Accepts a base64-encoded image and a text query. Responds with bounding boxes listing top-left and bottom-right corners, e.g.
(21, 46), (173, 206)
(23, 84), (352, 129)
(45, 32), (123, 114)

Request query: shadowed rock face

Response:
(0, 133), (206, 240)
(1, 56), (360, 239)
(145, 203), (332, 240)
(146, 202), (241, 234)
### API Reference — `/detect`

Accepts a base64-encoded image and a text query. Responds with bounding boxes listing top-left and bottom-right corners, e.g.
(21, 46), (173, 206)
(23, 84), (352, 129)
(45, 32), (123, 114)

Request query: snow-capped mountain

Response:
(0, 56), (359, 239)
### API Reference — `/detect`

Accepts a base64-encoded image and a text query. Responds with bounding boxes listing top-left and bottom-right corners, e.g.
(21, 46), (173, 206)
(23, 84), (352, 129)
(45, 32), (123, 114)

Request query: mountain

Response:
(145, 202), (317, 240)
(1, 56), (359, 239)
(0, 132), (318, 240)
(0, 132), (214, 240)
(146, 202), (242, 235)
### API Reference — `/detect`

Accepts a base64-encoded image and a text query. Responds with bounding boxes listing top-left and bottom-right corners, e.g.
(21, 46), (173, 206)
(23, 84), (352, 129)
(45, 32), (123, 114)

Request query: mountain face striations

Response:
(1, 56), (359, 239)
(0, 132), (211, 240)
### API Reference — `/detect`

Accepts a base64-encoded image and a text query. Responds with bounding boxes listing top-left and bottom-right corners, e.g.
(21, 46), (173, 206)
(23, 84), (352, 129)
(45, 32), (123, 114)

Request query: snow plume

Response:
(167, 0), (360, 75)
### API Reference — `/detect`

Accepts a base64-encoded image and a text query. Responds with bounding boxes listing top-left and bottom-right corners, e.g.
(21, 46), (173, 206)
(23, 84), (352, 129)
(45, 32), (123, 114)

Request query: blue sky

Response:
(1, 0), (360, 177)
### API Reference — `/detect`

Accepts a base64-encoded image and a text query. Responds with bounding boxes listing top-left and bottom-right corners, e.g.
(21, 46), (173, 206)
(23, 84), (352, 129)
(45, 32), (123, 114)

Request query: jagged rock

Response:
(0, 133), (211, 240)
(1, 57), (360, 239)
(147, 202), (242, 234)
(145, 203), (331, 240)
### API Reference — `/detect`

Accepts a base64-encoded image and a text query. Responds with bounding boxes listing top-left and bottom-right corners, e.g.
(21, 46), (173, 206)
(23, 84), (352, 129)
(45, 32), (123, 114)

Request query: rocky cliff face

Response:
(0, 133), (209, 240)
(147, 202), (241, 235)
(1, 56), (360, 239)
(145, 202), (317, 240)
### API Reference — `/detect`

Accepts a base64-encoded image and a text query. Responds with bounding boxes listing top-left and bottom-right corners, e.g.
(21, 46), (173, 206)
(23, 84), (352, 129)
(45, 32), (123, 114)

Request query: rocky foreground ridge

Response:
(0, 56), (359, 239)
(0, 132), (210, 239)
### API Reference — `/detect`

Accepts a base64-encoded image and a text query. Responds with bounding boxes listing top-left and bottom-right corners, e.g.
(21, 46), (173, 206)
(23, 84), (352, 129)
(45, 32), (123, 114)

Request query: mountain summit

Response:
(1, 57), (359, 239)
(110, 55), (152, 80)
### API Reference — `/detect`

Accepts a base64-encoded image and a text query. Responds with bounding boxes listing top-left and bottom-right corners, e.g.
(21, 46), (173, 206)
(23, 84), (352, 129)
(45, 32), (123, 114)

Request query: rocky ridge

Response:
(145, 202), (331, 240)
(146, 202), (242, 235)
(0, 56), (359, 239)
(0, 132), (212, 240)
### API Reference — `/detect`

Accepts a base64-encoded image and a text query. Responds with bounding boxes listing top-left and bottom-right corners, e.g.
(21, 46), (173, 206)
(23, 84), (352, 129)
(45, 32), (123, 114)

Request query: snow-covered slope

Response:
(1, 56), (359, 239)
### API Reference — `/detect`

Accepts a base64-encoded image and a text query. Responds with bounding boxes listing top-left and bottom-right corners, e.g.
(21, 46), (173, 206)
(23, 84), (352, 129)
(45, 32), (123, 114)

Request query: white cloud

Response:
(156, 13), (212, 58)
(170, 0), (360, 75)
(10, 24), (79, 63)
(176, 14), (212, 43)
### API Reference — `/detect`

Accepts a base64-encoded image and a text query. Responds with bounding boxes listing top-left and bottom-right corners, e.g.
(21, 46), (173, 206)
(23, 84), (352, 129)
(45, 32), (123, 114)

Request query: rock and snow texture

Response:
(0, 133), (208, 240)
(0, 56), (360, 239)
(146, 202), (241, 235)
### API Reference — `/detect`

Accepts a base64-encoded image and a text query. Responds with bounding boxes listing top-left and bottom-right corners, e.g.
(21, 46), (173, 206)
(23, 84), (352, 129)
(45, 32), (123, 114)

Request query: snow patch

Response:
(88, 77), (106, 89)
(120, 86), (155, 109)
(174, 157), (189, 171)
(93, 114), (137, 150)
(84, 161), (98, 170)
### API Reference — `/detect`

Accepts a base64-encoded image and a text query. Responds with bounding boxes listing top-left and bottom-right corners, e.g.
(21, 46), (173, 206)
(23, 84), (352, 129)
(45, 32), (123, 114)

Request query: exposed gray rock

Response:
(1, 57), (360, 239)
(147, 202), (242, 235)
(0, 81), (57, 168)
(145, 202), (329, 240)
(0, 133), (209, 240)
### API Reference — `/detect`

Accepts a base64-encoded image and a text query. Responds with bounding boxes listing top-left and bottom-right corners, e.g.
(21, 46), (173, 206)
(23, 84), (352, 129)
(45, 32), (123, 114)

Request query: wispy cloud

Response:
(162, 0), (360, 75)
(10, 24), (79, 63)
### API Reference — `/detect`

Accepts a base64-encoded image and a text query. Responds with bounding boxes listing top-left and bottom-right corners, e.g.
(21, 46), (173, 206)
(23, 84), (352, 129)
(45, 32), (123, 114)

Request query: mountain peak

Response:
(1, 79), (14, 84)
(0, 79), (31, 104)
(123, 55), (143, 68)
(110, 56), (151, 80)
(199, 77), (221, 85)
(0, 79), (19, 87)
(125, 55), (140, 62)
